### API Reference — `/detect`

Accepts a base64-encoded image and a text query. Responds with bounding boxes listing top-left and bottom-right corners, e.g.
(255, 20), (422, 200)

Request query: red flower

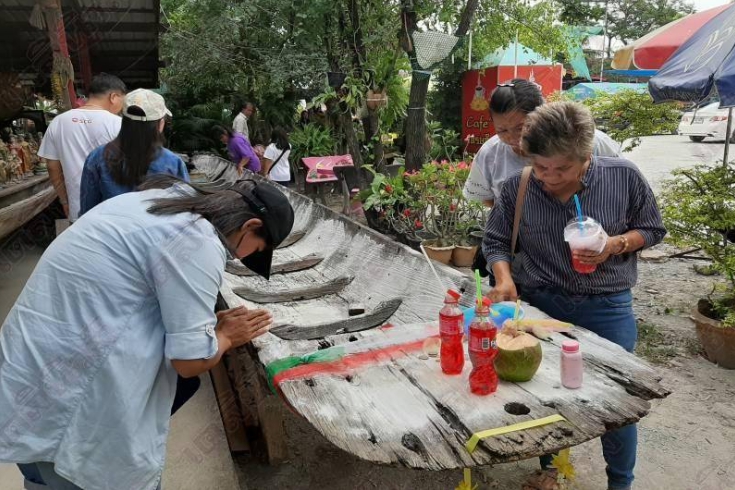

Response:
(385, 184), (393, 193)
(414, 219), (423, 229)
(450, 204), (457, 212)
(457, 161), (468, 170)
(403, 209), (411, 217)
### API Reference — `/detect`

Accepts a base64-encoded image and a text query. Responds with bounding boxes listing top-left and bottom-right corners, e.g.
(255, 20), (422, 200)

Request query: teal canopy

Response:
(474, 42), (553, 69)
(567, 82), (648, 100)
(565, 26), (604, 81)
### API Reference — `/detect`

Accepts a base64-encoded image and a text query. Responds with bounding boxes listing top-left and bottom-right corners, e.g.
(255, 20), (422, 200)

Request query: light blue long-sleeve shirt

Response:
(0, 185), (226, 490)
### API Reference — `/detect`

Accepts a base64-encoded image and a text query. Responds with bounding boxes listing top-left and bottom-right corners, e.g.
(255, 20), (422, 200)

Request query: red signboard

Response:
(461, 65), (564, 154)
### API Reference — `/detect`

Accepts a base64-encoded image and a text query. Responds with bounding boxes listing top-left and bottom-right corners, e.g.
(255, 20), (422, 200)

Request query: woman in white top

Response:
(463, 79), (621, 208)
(261, 127), (291, 186)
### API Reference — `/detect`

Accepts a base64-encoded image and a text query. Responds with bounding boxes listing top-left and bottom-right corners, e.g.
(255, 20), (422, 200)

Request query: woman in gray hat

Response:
(0, 176), (294, 490)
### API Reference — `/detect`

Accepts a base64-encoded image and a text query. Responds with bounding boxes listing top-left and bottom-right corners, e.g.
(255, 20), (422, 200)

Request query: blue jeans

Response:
(523, 287), (637, 490)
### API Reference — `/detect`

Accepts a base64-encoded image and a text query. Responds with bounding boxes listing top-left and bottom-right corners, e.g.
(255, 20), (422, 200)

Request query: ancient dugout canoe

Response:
(192, 155), (670, 469)
(0, 175), (56, 241)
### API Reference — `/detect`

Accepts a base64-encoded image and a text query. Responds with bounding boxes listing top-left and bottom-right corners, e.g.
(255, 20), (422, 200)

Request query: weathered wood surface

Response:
(276, 230), (306, 249)
(233, 275), (354, 303)
(270, 298), (403, 340)
(0, 180), (56, 241)
(193, 154), (671, 470)
(225, 254), (323, 277)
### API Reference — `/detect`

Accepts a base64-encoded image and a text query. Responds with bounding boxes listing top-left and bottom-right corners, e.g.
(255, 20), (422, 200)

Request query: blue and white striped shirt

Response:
(483, 156), (666, 295)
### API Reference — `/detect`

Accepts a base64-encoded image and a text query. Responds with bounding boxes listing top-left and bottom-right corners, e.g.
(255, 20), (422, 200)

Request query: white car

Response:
(678, 102), (733, 142)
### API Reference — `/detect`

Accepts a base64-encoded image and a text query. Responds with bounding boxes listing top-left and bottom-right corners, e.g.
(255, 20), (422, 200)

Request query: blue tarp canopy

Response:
(606, 69), (658, 78)
(473, 42), (552, 69)
(649, 5), (735, 107)
(567, 82), (648, 100)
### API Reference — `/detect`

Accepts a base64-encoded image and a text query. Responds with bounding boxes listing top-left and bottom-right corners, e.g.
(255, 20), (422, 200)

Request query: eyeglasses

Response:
(497, 83), (516, 88)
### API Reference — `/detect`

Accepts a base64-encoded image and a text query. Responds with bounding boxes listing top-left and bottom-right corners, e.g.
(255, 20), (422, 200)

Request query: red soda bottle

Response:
(468, 298), (499, 395)
(439, 289), (465, 375)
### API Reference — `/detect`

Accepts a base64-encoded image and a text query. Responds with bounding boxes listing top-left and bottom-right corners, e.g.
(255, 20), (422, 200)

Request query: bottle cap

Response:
(482, 298), (491, 307)
(446, 289), (461, 300)
(562, 340), (580, 353)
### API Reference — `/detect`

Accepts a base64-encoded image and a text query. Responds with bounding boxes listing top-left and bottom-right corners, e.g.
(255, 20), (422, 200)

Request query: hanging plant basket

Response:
(366, 89), (388, 110)
(327, 72), (347, 88)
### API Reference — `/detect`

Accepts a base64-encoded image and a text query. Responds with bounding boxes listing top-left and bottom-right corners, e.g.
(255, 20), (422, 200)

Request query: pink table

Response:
(302, 155), (354, 183)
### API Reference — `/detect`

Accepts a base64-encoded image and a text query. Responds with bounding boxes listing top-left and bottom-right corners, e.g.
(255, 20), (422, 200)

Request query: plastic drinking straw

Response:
(419, 244), (446, 293)
(513, 299), (521, 321)
(474, 269), (483, 308)
(573, 194), (584, 230)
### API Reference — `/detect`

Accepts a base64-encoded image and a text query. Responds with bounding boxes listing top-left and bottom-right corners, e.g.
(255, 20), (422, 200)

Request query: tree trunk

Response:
(405, 73), (431, 171)
(401, 0), (479, 170)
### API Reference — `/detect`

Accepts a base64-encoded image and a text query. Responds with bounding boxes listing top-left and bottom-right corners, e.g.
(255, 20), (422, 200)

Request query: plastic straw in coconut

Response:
(419, 244), (446, 293)
(514, 299), (521, 321)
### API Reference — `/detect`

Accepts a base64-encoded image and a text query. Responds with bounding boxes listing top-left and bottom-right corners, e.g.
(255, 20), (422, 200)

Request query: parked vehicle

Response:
(678, 101), (733, 142)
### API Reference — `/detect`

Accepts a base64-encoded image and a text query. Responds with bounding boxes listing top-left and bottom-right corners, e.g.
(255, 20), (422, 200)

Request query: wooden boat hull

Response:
(0, 176), (56, 242)
(193, 154), (670, 470)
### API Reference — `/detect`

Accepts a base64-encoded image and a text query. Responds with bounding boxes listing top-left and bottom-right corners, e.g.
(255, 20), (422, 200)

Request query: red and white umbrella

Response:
(612, 4), (731, 70)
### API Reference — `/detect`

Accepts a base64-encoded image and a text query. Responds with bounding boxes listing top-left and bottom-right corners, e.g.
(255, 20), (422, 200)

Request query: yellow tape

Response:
(465, 414), (567, 453)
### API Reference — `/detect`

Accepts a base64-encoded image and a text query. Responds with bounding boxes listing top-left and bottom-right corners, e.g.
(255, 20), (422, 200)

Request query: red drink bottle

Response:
(468, 299), (499, 395)
(439, 289), (465, 375)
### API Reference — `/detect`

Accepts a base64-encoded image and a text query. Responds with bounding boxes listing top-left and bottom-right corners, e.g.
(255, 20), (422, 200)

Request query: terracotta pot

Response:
(452, 245), (478, 267)
(366, 89), (388, 110)
(422, 241), (454, 265)
(692, 299), (735, 369)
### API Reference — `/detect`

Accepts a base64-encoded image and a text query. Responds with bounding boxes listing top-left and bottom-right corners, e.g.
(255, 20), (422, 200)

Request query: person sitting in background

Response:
(214, 125), (261, 175)
(261, 127), (292, 186)
(232, 101), (255, 141)
(79, 89), (189, 216)
(463, 79), (621, 208)
(38, 73), (126, 220)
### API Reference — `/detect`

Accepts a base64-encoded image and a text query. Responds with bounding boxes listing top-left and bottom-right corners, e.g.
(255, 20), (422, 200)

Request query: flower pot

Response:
(366, 89), (388, 110)
(452, 245), (478, 268)
(692, 299), (735, 369)
(422, 241), (454, 265)
(327, 72), (347, 88)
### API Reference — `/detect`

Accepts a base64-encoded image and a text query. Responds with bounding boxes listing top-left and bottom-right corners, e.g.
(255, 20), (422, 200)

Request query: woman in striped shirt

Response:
(483, 101), (666, 490)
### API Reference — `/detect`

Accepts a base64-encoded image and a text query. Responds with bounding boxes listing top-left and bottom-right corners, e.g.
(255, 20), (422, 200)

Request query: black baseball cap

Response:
(231, 180), (294, 280)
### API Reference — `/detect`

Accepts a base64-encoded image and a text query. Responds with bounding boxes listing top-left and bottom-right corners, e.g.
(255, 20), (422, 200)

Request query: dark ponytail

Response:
(489, 78), (544, 116)
(139, 175), (267, 245)
(104, 105), (163, 187)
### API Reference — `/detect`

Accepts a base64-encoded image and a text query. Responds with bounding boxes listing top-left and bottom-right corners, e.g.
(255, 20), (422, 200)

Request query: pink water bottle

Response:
(561, 340), (583, 389)
(468, 298), (499, 395)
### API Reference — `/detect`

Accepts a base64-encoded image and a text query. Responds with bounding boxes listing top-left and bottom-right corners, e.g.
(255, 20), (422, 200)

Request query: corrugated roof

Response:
(0, 0), (160, 89)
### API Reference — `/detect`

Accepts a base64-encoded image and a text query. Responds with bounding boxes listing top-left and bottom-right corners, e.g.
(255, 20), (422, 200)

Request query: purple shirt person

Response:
(216, 126), (261, 174)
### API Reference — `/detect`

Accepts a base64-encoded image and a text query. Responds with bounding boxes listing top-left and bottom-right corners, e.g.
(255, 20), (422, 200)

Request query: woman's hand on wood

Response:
(216, 306), (272, 350)
(487, 279), (518, 303)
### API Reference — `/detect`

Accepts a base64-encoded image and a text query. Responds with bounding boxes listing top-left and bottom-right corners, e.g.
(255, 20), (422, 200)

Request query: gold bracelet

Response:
(617, 235), (629, 255)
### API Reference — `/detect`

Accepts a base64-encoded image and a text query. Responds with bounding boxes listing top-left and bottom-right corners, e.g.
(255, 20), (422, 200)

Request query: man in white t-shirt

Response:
(232, 101), (255, 141)
(39, 74), (126, 220)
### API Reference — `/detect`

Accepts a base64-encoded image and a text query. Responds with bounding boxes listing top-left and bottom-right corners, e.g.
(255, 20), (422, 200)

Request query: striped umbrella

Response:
(611, 4), (731, 70)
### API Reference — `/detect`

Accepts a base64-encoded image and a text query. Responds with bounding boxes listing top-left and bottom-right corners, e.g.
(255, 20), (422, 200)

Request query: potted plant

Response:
(452, 200), (485, 267)
(360, 165), (408, 236)
(660, 162), (735, 369)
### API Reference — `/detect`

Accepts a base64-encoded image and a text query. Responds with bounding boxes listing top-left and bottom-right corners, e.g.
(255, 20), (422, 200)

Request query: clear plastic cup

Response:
(564, 216), (608, 274)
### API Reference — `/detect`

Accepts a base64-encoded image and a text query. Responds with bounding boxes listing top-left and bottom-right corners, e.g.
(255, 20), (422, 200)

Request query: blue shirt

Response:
(0, 185), (226, 489)
(483, 156), (666, 295)
(79, 145), (190, 216)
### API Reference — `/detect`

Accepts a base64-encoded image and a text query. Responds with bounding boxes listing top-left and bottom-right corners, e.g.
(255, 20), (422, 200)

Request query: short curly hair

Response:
(521, 101), (595, 163)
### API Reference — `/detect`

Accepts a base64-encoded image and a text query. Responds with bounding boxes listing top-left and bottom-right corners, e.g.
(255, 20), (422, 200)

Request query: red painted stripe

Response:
(273, 337), (436, 389)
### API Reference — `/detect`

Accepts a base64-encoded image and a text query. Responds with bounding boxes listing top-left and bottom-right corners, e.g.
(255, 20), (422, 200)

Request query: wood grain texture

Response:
(270, 299), (403, 340)
(232, 275), (354, 303)
(0, 185), (56, 241)
(225, 254), (323, 277)
(193, 155), (671, 470)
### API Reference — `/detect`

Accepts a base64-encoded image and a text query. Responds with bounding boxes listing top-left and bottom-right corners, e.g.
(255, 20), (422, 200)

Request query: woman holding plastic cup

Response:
(483, 101), (666, 490)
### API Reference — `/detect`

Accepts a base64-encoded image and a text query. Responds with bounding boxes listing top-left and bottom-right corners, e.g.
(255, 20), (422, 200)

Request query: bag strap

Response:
(267, 148), (288, 176)
(511, 166), (532, 257)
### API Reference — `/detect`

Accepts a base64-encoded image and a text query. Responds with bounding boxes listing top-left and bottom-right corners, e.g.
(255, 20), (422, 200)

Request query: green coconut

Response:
(494, 328), (543, 382)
